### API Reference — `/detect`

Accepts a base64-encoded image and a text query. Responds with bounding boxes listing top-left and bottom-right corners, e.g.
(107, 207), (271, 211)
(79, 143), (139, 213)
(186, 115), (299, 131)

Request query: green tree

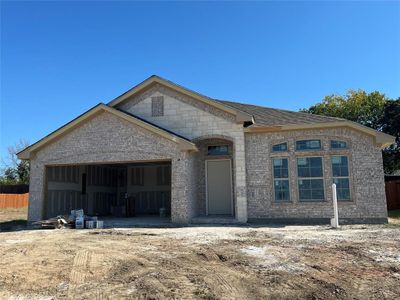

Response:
(380, 99), (400, 174)
(302, 90), (387, 129)
(302, 91), (399, 174)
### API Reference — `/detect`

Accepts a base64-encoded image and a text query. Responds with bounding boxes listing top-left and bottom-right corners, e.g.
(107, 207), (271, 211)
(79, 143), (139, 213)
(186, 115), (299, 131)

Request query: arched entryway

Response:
(192, 136), (235, 217)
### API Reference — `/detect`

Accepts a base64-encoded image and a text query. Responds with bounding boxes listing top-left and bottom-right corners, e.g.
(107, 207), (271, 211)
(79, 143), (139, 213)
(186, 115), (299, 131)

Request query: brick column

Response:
(234, 133), (248, 223)
(170, 152), (195, 224)
(27, 159), (46, 222)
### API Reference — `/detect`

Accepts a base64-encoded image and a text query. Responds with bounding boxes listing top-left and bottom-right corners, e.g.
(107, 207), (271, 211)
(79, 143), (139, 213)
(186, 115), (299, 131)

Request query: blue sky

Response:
(1, 1), (399, 163)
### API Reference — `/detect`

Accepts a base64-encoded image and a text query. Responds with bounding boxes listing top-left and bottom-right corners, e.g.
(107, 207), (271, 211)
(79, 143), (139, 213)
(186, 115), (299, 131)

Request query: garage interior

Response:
(45, 162), (171, 220)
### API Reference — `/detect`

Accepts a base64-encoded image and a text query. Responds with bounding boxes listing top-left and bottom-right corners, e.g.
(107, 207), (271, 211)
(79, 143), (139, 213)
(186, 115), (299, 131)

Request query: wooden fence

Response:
(0, 193), (29, 209)
(385, 176), (400, 210)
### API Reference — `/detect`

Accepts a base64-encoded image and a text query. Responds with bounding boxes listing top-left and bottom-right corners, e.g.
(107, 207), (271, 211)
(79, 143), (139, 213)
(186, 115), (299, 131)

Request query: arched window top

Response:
(296, 140), (321, 151)
(272, 142), (288, 152)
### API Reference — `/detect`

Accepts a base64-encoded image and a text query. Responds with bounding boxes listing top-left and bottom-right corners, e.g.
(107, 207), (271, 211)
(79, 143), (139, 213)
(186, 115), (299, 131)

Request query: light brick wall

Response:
(245, 127), (388, 222)
(28, 111), (194, 224)
(118, 85), (248, 222)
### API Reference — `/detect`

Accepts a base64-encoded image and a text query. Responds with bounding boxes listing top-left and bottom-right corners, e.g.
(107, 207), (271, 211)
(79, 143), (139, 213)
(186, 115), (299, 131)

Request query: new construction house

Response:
(18, 76), (394, 224)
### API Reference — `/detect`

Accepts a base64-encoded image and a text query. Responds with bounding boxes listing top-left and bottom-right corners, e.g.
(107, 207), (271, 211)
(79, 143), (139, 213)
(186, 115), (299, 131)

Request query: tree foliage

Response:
(0, 139), (30, 185)
(302, 90), (387, 129)
(302, 91), (400, 174)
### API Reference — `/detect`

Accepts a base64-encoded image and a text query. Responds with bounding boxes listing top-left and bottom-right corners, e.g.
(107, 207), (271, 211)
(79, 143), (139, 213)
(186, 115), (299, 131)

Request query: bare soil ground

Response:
(0, 210), (399, 300)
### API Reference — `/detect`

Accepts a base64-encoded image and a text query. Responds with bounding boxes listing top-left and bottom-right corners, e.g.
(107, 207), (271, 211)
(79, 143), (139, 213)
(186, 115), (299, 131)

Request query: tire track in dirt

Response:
(69, 250), (90, 284)
(67, 250), (106, 298)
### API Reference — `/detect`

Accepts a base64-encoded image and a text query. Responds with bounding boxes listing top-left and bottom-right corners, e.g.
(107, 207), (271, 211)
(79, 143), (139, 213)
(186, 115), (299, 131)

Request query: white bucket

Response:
(86, 221), (95, 229)
(75, 217), (84, 229)
(96, 220), (104, 229)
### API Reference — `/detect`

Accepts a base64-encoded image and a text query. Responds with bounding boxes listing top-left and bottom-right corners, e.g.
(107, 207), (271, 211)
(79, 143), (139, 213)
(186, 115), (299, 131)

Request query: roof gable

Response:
(17, 104), (197, 160)
(108, 75), (253, 123)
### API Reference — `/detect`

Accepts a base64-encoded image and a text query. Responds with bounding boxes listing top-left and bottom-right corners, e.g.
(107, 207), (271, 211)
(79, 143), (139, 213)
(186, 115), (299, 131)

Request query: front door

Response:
(206, 159), (233, 215)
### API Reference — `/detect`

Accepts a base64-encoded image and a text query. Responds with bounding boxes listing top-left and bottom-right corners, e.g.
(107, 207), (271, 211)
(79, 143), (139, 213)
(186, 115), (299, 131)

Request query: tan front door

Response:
(206, 159), (233, 215)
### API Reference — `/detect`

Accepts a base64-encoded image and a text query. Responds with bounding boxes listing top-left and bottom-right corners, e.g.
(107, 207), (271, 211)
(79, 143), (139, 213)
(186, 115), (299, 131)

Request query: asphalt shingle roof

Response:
(215, 99), (345, 127)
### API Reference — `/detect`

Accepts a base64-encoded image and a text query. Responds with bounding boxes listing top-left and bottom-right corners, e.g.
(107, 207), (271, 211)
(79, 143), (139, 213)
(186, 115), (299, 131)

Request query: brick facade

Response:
(245, 128), (388, 223)
(26, 83), (388, 225)
(27, 111), (194, 224)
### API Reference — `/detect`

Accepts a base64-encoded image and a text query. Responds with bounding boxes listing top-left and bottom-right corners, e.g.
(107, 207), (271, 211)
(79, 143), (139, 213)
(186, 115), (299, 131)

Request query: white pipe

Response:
(331, 183), (339, 228)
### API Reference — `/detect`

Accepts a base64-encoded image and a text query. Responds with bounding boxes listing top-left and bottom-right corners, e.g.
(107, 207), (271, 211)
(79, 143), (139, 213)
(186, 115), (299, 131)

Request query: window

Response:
(272, 142), (288, 152)
(331, 140), (347, 149)
(151, 96), (164, 117)
(297, 157), (325, 201)
(296, 140), (321, 151)
(207, 145), (229, 155)
(331, 156), (350, 201)
(273, 158), (290, 202)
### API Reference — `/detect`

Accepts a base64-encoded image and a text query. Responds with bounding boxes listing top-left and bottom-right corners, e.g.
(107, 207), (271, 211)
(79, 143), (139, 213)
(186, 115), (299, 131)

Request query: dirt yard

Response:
(0, 221), (399, 300)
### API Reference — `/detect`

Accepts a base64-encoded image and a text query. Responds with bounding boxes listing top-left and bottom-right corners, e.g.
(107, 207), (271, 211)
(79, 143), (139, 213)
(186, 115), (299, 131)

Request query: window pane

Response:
(296, 140), (321, 150)
(273, 158), (288, 179)
(298, 179), (325, 201)
(208, 145), (229, 155)
(272, 142), (288, 152)
(331, 156), (349, 177)
(332, 156), (350, 201)
(333, 178), (350, 200)
(297, 157), (323, 178)
(274, 179), (290, 201)
(331, 140), (347, 149)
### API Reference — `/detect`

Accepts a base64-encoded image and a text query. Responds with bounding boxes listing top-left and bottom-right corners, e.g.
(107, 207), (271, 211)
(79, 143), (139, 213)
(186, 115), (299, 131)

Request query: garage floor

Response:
(102, 216), (172, 228)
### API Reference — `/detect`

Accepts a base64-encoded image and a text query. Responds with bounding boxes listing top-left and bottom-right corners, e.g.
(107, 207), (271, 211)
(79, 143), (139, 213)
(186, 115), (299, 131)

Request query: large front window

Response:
(273, 158), (290, 202)
(297, 157), (325, 201)
(331, 156), (350, 201)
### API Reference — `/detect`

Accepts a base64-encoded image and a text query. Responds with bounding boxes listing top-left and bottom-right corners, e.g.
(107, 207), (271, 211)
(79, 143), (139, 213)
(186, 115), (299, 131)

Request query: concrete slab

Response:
(102, 216), (173, 228)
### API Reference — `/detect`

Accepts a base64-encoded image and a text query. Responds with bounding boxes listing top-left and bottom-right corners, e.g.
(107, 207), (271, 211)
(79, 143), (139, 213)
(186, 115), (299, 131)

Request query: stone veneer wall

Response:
(117, 85), (248, 222)
(245, 127), (388, 223)
(27, 111), (195, 224)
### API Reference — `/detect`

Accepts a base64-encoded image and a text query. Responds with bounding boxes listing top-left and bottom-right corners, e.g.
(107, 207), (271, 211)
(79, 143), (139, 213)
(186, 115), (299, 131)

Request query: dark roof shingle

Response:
(215, 99), (344, 127)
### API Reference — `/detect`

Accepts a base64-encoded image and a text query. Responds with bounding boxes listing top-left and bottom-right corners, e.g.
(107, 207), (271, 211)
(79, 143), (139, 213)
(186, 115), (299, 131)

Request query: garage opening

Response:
(45, 161), (171, 220)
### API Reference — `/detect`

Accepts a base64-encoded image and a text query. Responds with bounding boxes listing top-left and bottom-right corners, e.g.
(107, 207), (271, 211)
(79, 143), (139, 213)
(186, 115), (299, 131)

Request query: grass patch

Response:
(388, 210), (400, 218)
(388, 210), (400, 227)
(0, 219), (27, 231)
(0, 207), (28, 232)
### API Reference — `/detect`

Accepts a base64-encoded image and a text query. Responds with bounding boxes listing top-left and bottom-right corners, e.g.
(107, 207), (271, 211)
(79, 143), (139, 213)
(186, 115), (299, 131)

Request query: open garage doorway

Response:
(45, 161), (171, 220)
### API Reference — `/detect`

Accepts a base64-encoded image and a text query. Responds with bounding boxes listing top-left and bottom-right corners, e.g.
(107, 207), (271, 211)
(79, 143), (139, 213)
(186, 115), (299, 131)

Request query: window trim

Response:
(296, 156), (326, 202)
(331, 155), (352, 201)
(272, 158), (291, 202)
(295, 139), (322, 151)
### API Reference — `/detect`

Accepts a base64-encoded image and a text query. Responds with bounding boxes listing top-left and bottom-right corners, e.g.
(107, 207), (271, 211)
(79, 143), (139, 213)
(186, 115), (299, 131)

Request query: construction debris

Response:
(33, 216), (71, 229)
(34, 209), (104, 229)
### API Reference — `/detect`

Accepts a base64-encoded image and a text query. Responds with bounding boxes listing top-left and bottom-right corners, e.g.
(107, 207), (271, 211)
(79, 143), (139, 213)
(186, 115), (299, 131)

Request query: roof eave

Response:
(17, 103), (198, 160)
(244, 121), (396, 149)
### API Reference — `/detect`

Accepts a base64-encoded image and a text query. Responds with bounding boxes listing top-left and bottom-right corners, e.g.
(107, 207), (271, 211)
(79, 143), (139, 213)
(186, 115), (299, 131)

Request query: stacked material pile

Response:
(34, 209), (104, 229)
